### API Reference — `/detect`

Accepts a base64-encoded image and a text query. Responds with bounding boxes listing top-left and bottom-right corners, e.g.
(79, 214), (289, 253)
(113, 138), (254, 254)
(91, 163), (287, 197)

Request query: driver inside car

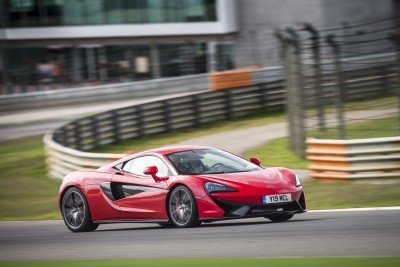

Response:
(180, 157), (205, 174)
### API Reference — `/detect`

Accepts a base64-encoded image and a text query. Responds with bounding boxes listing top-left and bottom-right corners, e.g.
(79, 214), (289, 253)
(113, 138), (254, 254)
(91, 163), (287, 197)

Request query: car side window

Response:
(122, 160), (133, 172)
(114, 162), (123, 170)
(126, 156), (171, 177)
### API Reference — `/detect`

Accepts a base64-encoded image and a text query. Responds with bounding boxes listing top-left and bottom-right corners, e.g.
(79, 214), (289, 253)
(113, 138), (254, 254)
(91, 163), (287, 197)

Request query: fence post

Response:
(225, 90), (234, 120)
(326, 35), (346, 139)
(388, 34), (400, 135)
(163, 100), (172, 132)
(258, 83), (268, 111)
(91, 116), (99, 147)
(192, 95), (201, 125)
(136, 106), (145, 137)
(303, 23), (325, 131)
(285, 27), (306, 158)
(112, 110), (121, 142)
(73, 122), (82, 149)
(276, 30), (296, 156)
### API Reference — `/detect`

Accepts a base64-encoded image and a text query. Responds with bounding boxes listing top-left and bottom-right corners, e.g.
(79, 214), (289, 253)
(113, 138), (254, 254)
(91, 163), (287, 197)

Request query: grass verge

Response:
(1, 257), (400, 267)
(303, 179), (400, 209)
(0, 136), (61, 220)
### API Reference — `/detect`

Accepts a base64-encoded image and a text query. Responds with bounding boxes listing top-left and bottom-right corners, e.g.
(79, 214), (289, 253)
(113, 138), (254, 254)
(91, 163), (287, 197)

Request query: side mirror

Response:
(143, 166), (168, 183)
(249, 157), (261, 166)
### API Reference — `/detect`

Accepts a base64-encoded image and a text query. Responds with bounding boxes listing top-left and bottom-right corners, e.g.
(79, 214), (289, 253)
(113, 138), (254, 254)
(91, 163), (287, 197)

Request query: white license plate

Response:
(263, 194), (292, 204)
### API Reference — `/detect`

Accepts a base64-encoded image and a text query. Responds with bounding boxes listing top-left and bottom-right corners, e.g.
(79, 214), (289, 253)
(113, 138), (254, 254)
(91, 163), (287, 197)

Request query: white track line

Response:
(308, 206), (400, 213)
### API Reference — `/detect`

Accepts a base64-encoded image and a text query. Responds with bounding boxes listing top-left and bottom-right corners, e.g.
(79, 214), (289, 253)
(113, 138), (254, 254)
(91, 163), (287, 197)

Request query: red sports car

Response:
(59, 145), (306, 232)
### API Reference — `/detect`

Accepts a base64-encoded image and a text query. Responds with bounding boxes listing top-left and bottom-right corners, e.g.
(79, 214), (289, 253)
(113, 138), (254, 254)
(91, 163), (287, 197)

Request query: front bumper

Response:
(199, 190), (306, 221)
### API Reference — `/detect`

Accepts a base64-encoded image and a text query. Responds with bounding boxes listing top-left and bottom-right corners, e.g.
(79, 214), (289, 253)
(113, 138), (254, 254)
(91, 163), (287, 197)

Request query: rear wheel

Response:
(168, 185), (199, 228)
(266, 213), (294, 222)
(61, 187), (99, 232)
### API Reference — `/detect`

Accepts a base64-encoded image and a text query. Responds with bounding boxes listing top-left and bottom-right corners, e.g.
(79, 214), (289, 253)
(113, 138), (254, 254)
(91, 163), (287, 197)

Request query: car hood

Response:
(196, 167), (294, 188)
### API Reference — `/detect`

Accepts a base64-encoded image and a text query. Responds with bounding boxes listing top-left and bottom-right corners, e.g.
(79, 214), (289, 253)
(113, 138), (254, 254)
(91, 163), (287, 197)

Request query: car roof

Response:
(145, 145), (215, 155)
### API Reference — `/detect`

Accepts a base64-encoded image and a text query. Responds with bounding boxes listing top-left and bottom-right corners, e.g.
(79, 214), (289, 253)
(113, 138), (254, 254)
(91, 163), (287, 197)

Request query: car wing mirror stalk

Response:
(143, 166), (169, 183)
(249, 157), (261, 166)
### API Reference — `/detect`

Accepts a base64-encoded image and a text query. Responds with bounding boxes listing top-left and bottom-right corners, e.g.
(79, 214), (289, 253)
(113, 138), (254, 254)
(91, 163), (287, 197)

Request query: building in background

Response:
(0, 0), (396, 94)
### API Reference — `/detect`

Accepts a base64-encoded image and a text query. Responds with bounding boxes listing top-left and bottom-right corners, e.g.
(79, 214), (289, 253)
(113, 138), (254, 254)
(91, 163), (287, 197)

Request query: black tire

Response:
(61, 187), (99, 232)
(266, 213), (294, 222)
(168, 185), (199, 228)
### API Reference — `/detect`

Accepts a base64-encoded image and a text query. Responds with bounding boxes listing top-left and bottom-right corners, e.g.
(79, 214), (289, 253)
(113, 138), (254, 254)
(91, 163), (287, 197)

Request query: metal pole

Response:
(303, 23), (325, 131)
(275, 30), (296, 152)
(0, 2), (10, 94)
(286, 27), (306, 158)
(249, 29), (259, 66)
(326, 35), (346, 139)
(387, 34), (400, 135)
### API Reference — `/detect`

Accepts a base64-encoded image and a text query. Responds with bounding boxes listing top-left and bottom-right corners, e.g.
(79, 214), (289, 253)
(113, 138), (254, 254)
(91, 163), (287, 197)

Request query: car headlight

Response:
(204, 182), (236, 194)
(294, 173), (302, 187)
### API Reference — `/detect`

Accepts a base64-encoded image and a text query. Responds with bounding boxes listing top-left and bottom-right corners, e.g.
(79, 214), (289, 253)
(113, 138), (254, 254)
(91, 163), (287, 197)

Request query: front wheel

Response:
(61, 187), (99, 232)
(266, 213), (294, 222)
(168, 185), (199, 228)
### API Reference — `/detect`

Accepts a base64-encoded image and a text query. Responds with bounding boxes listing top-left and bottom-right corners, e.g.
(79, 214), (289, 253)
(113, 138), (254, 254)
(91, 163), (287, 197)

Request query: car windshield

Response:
(166, 149), (262, 175)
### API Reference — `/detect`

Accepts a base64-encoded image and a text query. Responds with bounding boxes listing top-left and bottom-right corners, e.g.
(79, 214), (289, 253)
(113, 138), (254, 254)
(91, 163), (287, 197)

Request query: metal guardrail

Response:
(44, 80), (285, 179)
(306, 136), (400, 181)
(44, 131), (126, 179)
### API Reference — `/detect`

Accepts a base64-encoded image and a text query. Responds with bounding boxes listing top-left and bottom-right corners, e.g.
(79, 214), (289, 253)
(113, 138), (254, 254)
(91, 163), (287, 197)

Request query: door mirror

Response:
(249, 157), (261, 166)
(143, 166), (168, 183)
(143, 166), (158, 176)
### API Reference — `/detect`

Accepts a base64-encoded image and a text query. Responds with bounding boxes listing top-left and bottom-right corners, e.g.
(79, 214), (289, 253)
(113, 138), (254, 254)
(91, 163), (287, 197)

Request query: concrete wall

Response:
(233, 0), (395, 68)
(320, 0), (395, 29)
(234, 0), (325, 68)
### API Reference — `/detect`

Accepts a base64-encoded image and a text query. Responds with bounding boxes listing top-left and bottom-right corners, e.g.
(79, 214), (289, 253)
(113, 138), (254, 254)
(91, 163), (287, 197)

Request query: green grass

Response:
(303, 179), (400, 209)
(0, 136), (61, 220)
(244, 117), (400, 170)
(1, 257), (399, 267)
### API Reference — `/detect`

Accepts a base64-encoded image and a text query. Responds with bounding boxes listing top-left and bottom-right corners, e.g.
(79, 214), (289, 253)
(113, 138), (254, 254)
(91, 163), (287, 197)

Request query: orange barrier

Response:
(306, 137), (400, 182)
(209, 66), (261, 91)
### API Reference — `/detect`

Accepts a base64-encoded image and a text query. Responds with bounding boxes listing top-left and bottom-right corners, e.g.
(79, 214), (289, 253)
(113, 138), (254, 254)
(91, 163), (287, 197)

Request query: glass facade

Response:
(4, 0), (217, 28)
(159, 43), (207, 77)
(2, 41), (237, 93)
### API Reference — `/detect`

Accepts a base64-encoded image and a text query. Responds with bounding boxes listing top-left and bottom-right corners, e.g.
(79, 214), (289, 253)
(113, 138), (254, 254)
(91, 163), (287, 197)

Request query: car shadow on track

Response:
(96, 218), (322, 232)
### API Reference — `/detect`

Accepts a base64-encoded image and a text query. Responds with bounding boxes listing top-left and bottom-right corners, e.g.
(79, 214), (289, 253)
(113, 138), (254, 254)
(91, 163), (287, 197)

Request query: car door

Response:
(111, 155), (171, 220)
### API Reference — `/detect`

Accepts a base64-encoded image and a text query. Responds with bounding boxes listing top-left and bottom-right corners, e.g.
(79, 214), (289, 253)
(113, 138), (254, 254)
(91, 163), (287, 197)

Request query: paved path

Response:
(0, 209), (399, 261)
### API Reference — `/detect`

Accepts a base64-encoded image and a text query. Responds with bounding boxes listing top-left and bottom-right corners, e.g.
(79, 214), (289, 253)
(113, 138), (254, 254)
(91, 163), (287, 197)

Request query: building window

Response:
(164, 0), (184, 22)
(104, 0), (124, 24)
(125, 0), (144, 23)
(105, 45), (151, 82)
(146, 0), (163, 23)
(43, 0), (63, 26)
(216, 43), (234, 71)
(83, 0), (103, 25)
(63, 0), (84, 25)
(8, 0), (40, 27)
(5, 0), (218, 27)
(159, 42), (207, 77)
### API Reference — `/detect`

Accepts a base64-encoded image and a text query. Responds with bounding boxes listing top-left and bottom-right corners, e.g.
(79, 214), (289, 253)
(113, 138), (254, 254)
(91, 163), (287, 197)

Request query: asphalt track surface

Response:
(0, 209), (399, 261)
